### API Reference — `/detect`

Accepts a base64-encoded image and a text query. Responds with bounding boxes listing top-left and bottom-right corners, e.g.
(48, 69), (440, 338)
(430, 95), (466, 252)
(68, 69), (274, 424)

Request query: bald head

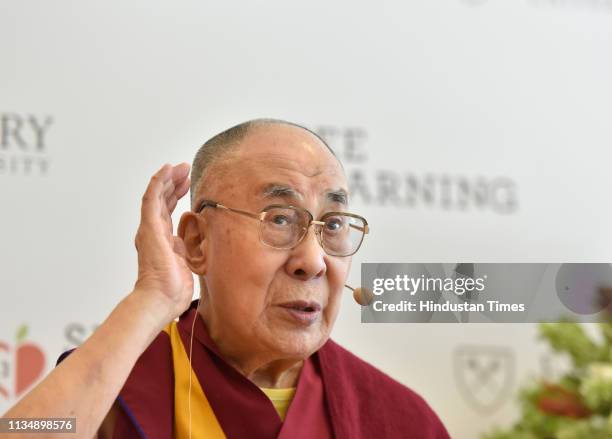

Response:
(190, 118), (339, 208)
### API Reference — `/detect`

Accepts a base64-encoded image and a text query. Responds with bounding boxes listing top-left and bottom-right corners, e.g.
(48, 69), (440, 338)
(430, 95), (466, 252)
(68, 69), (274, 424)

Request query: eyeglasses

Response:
(196, 199), (369, 257)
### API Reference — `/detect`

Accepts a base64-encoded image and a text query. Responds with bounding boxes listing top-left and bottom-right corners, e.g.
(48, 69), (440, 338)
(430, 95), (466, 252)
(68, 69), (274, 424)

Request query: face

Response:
(190, 124), (352, 364)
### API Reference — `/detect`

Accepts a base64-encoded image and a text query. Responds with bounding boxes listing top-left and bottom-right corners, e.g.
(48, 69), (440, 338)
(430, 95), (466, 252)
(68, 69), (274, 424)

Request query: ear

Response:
(178, 211), (207, 275)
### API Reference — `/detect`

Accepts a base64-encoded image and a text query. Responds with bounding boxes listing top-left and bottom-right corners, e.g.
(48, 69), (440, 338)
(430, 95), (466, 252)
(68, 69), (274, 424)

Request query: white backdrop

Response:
(1, 1), (612, 438)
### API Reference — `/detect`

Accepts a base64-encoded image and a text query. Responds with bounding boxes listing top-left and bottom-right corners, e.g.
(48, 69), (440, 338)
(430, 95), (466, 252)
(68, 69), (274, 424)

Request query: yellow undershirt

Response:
(259, 387), (297, 421)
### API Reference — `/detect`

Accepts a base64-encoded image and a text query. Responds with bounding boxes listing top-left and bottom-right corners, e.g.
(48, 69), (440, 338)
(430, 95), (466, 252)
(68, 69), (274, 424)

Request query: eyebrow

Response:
(327, 188), (348, 205)
(260, 183), (348, 206)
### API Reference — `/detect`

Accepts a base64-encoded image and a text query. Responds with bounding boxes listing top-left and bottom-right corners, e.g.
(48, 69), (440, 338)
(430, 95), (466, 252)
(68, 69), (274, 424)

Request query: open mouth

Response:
(280, 301), (321, 312)
(278, 300), (322, 319)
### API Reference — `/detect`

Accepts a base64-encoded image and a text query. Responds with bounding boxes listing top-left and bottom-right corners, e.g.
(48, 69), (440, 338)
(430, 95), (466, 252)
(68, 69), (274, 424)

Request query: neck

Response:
(233, 357), (304, 388)
(197, 305), (304, 389)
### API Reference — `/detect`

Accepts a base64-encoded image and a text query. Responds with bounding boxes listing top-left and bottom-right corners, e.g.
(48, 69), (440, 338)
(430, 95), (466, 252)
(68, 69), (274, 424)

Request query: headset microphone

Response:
(344, 284), (374, 306)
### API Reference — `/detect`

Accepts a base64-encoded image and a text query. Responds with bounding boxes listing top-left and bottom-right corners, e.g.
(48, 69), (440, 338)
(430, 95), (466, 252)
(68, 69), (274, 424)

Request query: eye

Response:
(325, 217), (344, 232)
(270, 214), (291, 226)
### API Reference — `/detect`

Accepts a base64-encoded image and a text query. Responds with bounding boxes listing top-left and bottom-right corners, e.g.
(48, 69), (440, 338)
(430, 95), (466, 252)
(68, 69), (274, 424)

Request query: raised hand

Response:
(1, 163), (196, 434)
(133, 163), (194, 322)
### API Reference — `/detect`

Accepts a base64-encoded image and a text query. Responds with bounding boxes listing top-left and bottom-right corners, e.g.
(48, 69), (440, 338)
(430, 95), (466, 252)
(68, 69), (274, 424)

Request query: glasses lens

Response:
(261, 207), (309, 249)
(320, 214), (366, 256)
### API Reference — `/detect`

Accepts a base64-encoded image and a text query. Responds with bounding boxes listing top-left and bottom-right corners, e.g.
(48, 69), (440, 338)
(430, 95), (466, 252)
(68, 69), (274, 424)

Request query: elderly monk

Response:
(2, 119), (450, 439)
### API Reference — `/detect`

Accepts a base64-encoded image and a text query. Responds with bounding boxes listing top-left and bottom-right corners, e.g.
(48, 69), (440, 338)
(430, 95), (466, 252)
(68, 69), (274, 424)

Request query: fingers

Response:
(167, 178), (189, 210)
(162, 163), (190, 200)
(172, 163), (191, 183)
(141, 164), (173, 222)
(175, 173), (191, 199)
(141, 163), (191, 223)
(165, 164), (191, 214)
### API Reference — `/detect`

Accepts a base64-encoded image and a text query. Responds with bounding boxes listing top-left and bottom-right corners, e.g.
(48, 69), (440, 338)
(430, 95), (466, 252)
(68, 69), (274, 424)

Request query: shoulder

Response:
(318, 339), (450, 438)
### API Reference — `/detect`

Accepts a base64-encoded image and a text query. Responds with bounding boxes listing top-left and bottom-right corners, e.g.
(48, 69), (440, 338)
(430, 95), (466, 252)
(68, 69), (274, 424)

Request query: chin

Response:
(270, 330), (328, 359)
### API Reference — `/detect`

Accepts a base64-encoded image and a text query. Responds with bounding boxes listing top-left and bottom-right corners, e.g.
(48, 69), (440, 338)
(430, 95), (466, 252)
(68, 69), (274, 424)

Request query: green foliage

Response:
(539, 323), (605, 368)
(580, 364), (612, 412)
(483, 323), (612, 439)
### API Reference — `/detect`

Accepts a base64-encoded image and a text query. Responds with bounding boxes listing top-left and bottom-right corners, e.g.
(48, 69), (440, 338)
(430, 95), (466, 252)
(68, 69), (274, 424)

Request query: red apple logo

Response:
(0, 324), (46, 400)
(15, 324), (46, 396)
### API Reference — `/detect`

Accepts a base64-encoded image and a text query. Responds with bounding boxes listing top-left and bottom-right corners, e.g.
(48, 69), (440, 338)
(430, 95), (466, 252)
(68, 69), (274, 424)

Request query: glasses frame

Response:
(195, 199), (369, 257)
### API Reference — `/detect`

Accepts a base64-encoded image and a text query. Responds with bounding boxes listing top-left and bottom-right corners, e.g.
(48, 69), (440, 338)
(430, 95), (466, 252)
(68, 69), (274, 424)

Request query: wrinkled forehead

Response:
(200, 124), (348, 206)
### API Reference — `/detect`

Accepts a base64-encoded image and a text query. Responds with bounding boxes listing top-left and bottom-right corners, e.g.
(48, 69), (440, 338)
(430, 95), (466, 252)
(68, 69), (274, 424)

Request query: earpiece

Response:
(188, 305), (197, 439)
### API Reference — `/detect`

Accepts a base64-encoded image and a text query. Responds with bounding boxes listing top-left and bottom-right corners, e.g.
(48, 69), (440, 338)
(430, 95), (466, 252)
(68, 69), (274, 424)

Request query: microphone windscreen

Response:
(353, 287), (374, 306)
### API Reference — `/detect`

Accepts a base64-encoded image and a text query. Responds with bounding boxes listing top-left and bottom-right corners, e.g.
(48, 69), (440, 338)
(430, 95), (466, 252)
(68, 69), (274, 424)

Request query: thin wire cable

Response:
(188, 306), (197, 439)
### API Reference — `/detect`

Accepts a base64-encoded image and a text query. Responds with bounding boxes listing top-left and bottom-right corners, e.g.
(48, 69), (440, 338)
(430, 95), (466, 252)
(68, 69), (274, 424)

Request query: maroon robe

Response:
(57, 300), (450, 438)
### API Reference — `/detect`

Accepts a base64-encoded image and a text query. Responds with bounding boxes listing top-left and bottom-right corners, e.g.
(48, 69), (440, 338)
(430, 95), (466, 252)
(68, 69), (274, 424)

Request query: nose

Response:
(285, 224), (327, 281)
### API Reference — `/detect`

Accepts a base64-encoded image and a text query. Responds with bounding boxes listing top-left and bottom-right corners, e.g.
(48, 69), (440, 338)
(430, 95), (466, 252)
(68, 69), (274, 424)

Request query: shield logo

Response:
(454, 345), (515, 413)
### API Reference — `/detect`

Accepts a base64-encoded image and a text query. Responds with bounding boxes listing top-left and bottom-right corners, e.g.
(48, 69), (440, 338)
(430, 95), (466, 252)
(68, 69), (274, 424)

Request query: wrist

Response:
(124, 287), (176, 333)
